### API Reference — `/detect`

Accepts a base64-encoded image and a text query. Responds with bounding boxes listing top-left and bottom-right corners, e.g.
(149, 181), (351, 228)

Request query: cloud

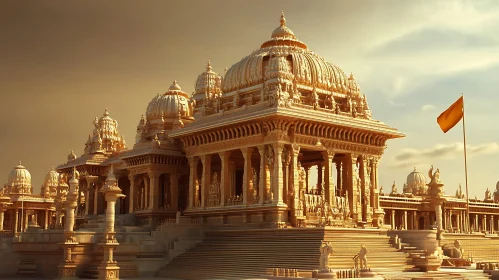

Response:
(421, 104), (436, 111)
(390, 142), (499, 168)
(388, 100), (405, 107)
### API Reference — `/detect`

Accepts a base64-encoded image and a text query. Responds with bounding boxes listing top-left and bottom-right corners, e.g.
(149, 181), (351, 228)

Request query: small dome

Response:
(7, 161), (32, 195)
(406, 167), (427, 196)
(271, 11), (296, 40)
(194, 61), (223, 98)
(169, 80), (182, 91)
(68, 150), (77, 161)
(146, 81), (194, 122)
(42, 167), (59, 198)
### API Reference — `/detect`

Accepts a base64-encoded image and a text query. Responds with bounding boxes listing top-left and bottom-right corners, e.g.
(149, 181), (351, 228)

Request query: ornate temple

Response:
(1, 12), (499, 280)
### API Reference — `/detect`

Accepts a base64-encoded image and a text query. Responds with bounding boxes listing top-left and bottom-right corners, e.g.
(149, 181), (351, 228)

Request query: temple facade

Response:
(1, 13), (498, 235)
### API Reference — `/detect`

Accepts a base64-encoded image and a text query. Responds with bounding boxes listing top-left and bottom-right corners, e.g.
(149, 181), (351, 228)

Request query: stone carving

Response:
(354, 244), (369, 270)
(428, 165), (441, 184)
(194, 179), (200, 207)
(456, 184), (465, 199)
(207, 173), (221, 207)
(485, 188), (492, 201)
(319, 241), (334, 272)
(452, 240), (464, 258)
(390, 181), (398, 195)
(265, 145), (274, 169)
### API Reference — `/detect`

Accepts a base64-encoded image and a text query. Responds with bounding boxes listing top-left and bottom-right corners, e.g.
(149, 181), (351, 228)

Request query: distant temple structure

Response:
(1, 12), (499, 279)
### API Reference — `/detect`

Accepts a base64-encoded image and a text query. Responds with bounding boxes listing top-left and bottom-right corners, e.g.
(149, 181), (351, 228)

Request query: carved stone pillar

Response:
(148, 171), (160, 210)
(0, 210), (4, 231)
(292, 144), (300, 201)
(44, 209), (49, 230)
(404, 210), (408, 230)
(317, 163), (323, 194)
(14, 210), (18, 233)
(201, 154), (212, 209)
(282, 147), (291, 204)
(94, 182), (99, 215)
(304, 167), (310, 194)
(257, 146), (265, 205)
(144, 176), (150, 209)
(219, 151), (229, 207)
(187, 157), (198, 209)
(128, 174), (135, 213)
(322, 150), (335, 205)
(85, 180), (92, 215)
(273, 143), (285, 205)
(241, 148), (253, 206)
(348, 154), (360, 221)
(335, 159), (342, 196)
(391, 210), (395, 230)
(170, 172), (178, 211)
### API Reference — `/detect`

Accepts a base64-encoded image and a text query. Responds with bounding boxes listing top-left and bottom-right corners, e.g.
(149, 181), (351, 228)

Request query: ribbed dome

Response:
(7, 162), (32, 195)
(194, 61), (222, 98)
(406, 167), (427, 196)
(146, 81), (193, 121)
(42, 167), (59, 198)
(222, 13), (350, 95)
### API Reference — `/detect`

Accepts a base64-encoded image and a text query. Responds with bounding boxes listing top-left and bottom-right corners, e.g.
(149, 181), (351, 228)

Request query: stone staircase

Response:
(80, 214), (204, 278)
(16, 258), (38, 277)
(382, 270), (491, 280)
(156, 228), (413, 280)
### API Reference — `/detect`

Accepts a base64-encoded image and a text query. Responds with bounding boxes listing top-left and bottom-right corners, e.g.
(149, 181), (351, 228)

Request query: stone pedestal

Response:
(312, 269), (337, 279)
(359, 268), (377, 278)
(98, 236), (120, 280)
(412, 255), (442, 272)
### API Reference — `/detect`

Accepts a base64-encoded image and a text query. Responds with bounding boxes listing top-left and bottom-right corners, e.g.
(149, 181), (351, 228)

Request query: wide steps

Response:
(157, 228), (410, 279)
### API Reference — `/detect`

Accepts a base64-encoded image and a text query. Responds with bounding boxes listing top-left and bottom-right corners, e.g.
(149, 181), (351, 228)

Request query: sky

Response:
(1, 0), (499, 199)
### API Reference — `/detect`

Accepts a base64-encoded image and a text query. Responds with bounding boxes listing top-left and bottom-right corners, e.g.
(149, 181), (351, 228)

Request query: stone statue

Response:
(390, 181), (398, 195)
(456, 184), (464, 199)
(334, 103), (340, 114)
(428, 165), (441, 184)
(379, 185), (384, 195)
(319, 241), (334, 272)
(485, 188), (492, 200)
(452, 240), (464, 258)
(311, 88), (319, 109)
(359, 244), (368, 269)
(194, 179), (200, 207)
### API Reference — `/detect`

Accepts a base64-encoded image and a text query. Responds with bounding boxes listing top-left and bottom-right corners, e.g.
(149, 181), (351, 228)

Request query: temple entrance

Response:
(118, 177), (130, 214)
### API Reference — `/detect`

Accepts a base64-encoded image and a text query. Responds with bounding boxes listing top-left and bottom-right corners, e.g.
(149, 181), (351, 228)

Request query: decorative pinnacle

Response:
(280, 10), (286, 26)
(206, 60), (212, 71)
(104, 108), (109, 116)
(413, 167), (417, 172)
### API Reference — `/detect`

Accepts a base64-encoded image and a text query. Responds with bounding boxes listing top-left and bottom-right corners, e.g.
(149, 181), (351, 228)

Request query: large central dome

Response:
(222, 12), (352, 96)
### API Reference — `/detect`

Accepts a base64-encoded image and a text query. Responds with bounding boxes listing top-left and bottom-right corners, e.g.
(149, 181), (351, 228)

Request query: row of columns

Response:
(8, 208), (53, 233)
(128, 172), (179, 213)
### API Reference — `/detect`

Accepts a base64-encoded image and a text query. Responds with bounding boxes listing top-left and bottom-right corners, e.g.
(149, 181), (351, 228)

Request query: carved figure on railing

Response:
(352, 102), (358, 118)
(390, 181), (398, 195)
(485, 188), (492, 201)
(347, 96), (353, 113)
(319, 241), (334, 272)
(334, 103), (340, 114)
(456, 184), (465, 199)
(324, 95), (334, 109)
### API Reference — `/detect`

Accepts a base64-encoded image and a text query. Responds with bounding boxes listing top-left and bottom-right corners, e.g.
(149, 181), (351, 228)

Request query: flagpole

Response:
(461, 93), (471, 233)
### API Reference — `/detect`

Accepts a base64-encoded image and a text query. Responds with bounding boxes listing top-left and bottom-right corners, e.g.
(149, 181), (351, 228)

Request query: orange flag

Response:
(437, 96), (464, 133)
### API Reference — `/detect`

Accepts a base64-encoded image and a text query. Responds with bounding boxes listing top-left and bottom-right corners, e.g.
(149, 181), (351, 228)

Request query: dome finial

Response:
(413, 167), (417, 172)
(280, 10), (286, 26)
(19, 160), (22, 165)
(104, 108), (109, 116)
(169, 80), (182, 91)
(206, 60), (212, 72)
